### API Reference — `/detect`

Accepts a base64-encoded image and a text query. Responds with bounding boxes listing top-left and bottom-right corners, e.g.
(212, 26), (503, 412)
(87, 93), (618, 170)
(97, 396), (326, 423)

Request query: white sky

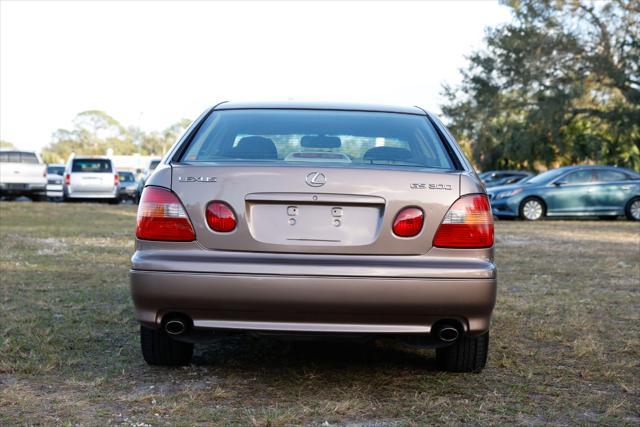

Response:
(0, 1), (512, 152)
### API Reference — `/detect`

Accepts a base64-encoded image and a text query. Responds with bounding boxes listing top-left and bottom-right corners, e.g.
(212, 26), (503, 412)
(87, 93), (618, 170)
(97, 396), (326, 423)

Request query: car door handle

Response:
(621, 185), (632, 190)
(587, 188), (596, 192)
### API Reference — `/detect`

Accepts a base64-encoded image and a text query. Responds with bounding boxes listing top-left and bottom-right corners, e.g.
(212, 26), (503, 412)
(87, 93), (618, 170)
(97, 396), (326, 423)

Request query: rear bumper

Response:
(130, 249), (497, 335)
(65, 191), (118, 199)
(0, 183), (46, 195)
(46, 184), (63, 198)
(118, 188), (138, 198)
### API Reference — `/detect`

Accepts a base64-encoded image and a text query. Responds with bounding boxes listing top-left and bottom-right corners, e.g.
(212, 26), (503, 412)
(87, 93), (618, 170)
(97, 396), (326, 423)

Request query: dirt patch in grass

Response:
(1, 202), (639, 425)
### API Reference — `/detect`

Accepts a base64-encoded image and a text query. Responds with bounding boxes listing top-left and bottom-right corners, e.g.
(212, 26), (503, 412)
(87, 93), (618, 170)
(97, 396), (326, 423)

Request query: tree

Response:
(43, 110), (136, 163)
(42, 112), (192, 162)
(0, 140), (14, 148)
(441, 0), (640, 171)
(138, 119), (192, 156)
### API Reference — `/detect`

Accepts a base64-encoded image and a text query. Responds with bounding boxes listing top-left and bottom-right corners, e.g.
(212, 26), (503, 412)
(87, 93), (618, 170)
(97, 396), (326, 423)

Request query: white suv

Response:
(0, 149), (47, 200)
(63, 156), (119, 202)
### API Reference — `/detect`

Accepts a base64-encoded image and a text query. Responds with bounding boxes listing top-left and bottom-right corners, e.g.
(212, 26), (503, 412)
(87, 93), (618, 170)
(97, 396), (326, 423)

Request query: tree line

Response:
(441, 0), (639, 172)
(38, 110), (192, 164)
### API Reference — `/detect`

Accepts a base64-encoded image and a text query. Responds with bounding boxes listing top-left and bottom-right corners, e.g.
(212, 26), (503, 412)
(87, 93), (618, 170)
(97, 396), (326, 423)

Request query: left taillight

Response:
(206, 202), (237, 233)
(136, 186), (195, 241)
(114, 174), (119, 186)
(432, 194), (494, 248)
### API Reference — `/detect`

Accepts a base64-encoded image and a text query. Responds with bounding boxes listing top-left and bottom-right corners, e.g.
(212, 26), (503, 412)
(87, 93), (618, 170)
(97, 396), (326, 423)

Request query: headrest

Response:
(232, 136), (278, 159)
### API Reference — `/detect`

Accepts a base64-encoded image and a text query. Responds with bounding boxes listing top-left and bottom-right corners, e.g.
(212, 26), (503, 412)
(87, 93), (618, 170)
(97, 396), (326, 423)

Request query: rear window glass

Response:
(180, 110), (456, 170)
(0, 151), (39, 164)
(72, 158), (112, 173)
(48, 166), (65, 175)
(149, 160), (160, 170)
(118, 172), (136, 182)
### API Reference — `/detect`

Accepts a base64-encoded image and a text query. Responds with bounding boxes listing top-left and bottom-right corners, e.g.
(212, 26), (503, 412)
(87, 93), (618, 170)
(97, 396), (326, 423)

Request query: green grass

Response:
(1, 202), (639, 425)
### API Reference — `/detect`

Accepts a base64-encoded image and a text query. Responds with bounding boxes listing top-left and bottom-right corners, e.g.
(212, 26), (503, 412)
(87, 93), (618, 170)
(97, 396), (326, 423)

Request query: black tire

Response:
(625, 197), (640, 221)
(436, 332), (489, 373)
(140, 326), (193, 366)
(519, 197), (545, 221)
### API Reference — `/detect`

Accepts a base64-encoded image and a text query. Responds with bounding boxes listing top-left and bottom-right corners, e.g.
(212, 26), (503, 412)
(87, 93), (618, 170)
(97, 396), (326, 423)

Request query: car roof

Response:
(213, 101), (428, 116)
(73, 156), (111, 160)
(561, 165), (631, 171)
(0, 148), (36, 153)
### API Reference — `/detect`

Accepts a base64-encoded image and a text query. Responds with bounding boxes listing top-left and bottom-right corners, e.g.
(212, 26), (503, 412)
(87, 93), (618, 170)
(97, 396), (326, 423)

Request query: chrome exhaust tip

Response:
(165, 319), (187, 336)
(436, 325), (459, 343)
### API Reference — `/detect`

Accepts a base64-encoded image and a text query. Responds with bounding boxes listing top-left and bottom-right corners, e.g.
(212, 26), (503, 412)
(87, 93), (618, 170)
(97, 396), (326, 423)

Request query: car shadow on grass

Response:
(190, 334), (439, 373)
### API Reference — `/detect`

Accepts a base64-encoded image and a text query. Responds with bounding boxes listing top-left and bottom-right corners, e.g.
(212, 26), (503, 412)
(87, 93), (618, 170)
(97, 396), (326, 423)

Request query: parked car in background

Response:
(479, 170), (534, 187)
(135, 158), (161, 203)
(130, 102), (496, 372)
(0, 149), (47, 200)
(46, 164), (65, 200)
(63, 156), (119, 202)
(488, 165), (640, 220)
(117, 171), (138, 202)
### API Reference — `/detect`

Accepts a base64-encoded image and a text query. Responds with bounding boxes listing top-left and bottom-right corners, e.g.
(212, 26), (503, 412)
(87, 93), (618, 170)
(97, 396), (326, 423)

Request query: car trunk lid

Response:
(70, 172), (114, 192)
(171, 164), (460, 255)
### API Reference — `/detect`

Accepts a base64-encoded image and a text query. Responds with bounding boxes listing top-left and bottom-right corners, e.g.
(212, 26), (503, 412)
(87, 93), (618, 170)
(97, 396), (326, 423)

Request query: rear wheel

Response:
(140, 326), (193, 366)
(436, 332), (489, 373)
(626, 198), (640, 221)
(519, 197), (545, 221)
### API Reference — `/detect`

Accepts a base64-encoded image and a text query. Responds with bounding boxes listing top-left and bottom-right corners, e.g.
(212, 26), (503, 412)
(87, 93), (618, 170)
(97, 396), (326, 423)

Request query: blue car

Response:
(487, 165), (640, 221)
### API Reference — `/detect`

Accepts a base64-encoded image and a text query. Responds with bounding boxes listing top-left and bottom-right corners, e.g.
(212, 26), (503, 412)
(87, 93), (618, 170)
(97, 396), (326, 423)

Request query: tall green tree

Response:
(441, 0), (640, 171)
(44, 110), (136, 162)
(138, 118), (192, 156)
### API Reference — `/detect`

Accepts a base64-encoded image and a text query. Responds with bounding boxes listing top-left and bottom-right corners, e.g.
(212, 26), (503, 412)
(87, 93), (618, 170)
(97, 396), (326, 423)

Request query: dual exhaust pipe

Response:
(163, 315), (460, 343)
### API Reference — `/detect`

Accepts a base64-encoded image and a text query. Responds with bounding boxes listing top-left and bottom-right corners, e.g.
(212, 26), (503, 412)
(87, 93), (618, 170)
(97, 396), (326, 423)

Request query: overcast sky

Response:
(1, 1), (512, 152)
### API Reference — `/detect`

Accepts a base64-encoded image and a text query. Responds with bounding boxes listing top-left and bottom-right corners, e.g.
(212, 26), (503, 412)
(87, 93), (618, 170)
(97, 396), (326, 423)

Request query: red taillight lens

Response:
(64, 174), (70, 185)
(392, 207), (424, 237)
(206, 202), (237, 232)
(114, 174), (119, 186)
(433, 194), (494, 248)
(136, 187), (195, 241)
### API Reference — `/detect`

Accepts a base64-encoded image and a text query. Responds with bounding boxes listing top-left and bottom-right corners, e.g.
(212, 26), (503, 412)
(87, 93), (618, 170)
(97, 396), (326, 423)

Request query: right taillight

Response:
(392, 207), (424, 237)
(64, 174), (70, 185)
(433, 194), (494, 248)
(136, 186), (195, 241)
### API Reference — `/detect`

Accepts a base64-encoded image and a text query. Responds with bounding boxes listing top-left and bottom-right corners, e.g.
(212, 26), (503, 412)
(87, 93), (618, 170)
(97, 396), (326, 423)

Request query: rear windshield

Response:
(149, 160), (160, 171)
(526, 168), (567, 184)
(48, 166), (65, 175)
(0, 151), (39, 164)
(118, 172), (136, 182)
(72, 158), (112, 173)
(180, 110), (456, 170)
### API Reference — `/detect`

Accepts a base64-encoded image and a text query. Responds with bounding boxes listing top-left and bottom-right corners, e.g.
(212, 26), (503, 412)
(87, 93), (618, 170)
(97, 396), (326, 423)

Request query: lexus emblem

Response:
(305, 172), (326, 187)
